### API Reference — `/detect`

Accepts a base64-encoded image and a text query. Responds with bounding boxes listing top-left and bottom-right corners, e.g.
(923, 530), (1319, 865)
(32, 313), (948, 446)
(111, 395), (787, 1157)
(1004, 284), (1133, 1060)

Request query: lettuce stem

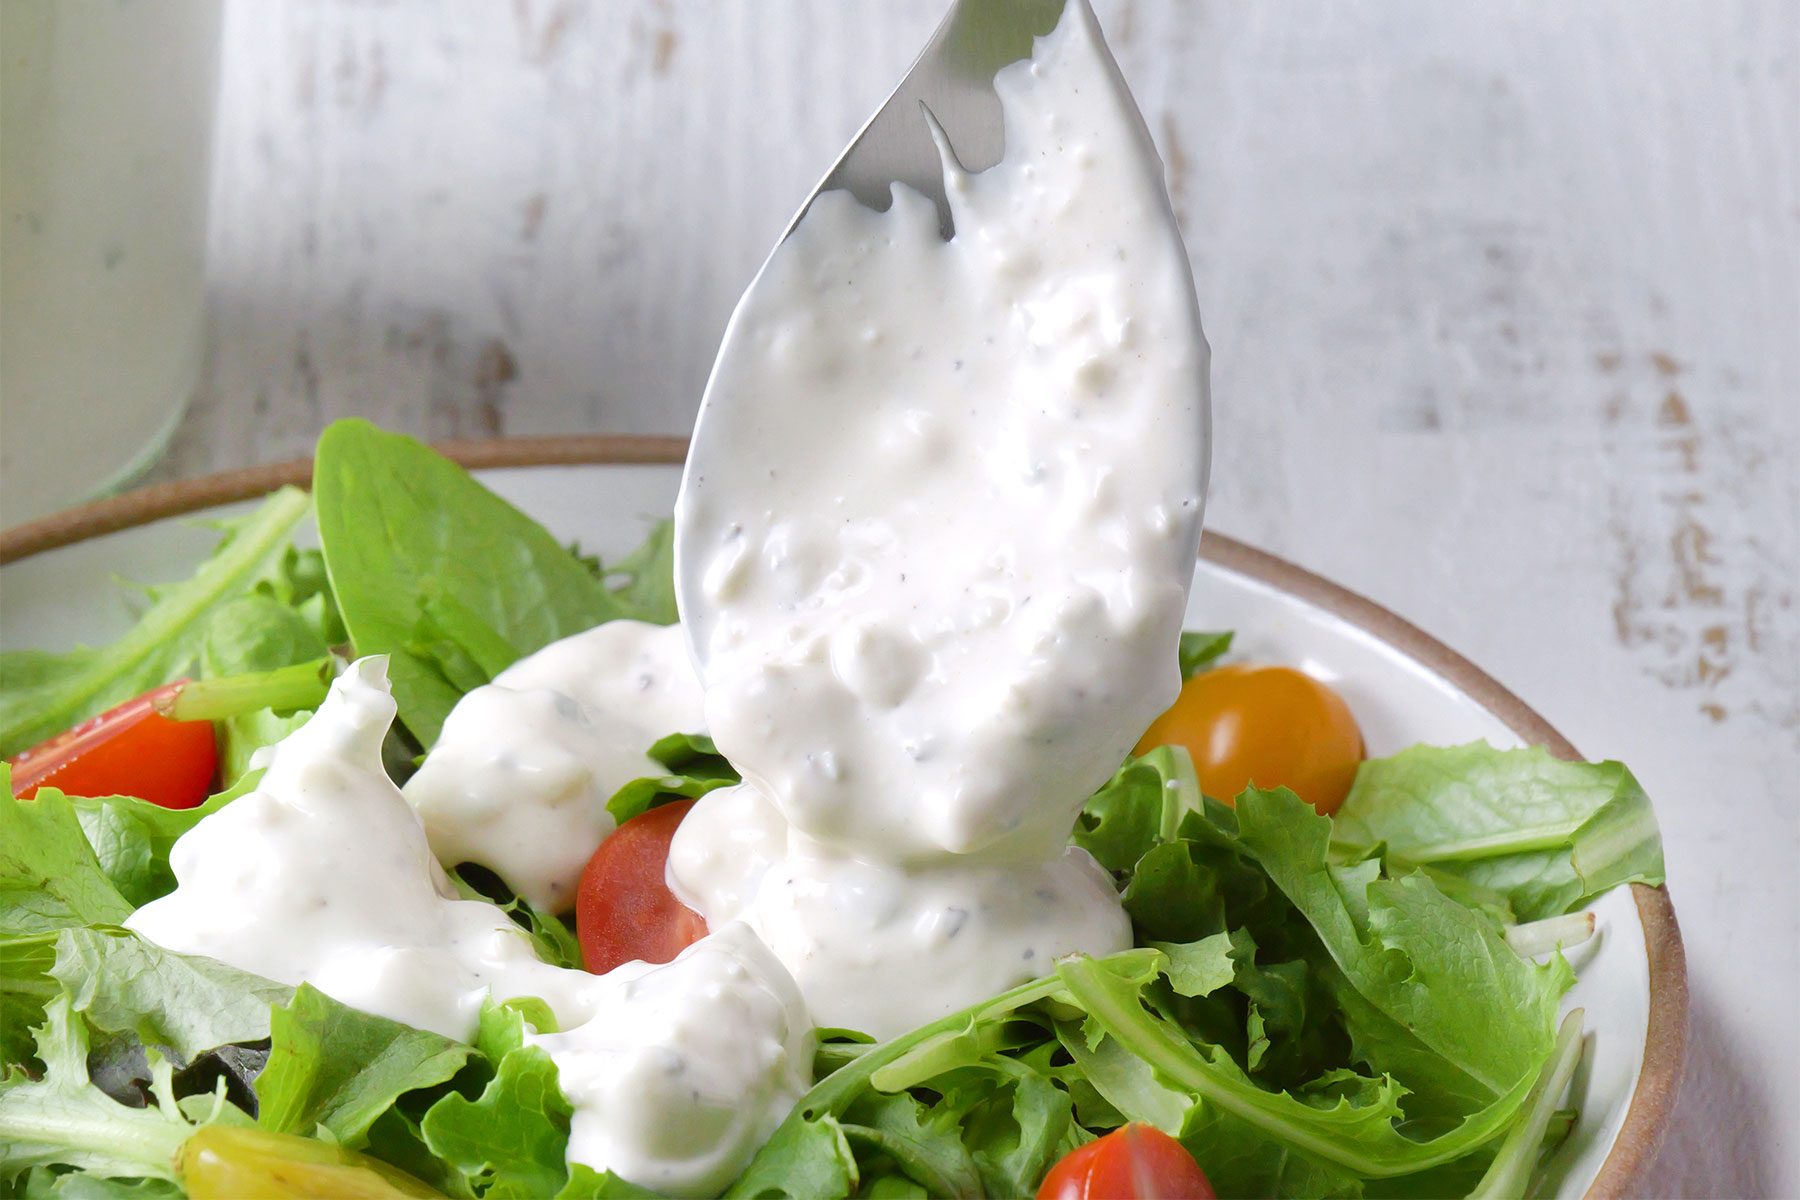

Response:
(1466, 1009), (1586, 1200)
(161, 659), (335, 722)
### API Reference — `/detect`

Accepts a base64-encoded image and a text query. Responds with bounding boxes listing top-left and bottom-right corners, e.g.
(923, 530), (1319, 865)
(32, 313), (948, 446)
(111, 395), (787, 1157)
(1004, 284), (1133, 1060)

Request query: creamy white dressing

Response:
(671, 1), (1205, 1036)
(404, 621), (705, 911)
(670, 784), (1127, 1039)
(533, 923), (813, 1198)
(126, 3), (1204, 1186)
(127, 660), (808, 1191)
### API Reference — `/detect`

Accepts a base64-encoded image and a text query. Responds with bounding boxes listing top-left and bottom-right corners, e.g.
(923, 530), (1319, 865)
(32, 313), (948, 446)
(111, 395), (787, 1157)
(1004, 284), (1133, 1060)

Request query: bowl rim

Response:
(0, 433), (1687, 1196)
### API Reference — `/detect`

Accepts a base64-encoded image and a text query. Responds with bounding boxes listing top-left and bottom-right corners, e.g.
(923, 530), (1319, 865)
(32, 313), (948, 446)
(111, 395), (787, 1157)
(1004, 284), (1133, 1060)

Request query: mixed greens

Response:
(1, 421), (1665, 1198)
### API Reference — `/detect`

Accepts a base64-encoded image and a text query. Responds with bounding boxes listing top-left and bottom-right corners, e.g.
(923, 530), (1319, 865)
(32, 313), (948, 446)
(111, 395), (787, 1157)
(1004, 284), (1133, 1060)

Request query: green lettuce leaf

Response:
(0, 934), (58, 1066)
(0, 779), (133, 938)
(1178, 630), (1234, 679)
(0, 488), (311, 757)
(418, 1002), (572, 1200)
(256, 984), (470, 1149)
(67, 771), (262, 910)
(1331, 743), (1665, 922)
(1232, 788), (1571, 1116)
(0, 996), (202, 1185)
(605, 732), (740, 825)
(50, 927), (292, 1064)
(198, 595), (329, 784)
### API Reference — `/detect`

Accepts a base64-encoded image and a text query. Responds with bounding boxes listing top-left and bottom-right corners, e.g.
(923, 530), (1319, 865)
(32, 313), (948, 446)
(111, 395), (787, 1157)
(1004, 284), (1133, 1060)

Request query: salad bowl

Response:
(0, 435), (1685, 1198)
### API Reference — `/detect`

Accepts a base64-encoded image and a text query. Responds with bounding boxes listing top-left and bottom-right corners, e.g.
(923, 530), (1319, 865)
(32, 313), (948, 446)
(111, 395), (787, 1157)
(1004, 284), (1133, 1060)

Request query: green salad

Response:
(1, 421), (1665, 1199)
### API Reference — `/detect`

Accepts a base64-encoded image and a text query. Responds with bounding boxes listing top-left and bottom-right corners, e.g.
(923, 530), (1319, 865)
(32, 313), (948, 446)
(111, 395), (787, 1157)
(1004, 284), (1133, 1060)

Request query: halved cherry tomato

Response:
(7, 680), (217, 809)
(1136, 663), (1364, 815)
(575, 798), (709, 974)
(1038, 1123), (1216, 1200)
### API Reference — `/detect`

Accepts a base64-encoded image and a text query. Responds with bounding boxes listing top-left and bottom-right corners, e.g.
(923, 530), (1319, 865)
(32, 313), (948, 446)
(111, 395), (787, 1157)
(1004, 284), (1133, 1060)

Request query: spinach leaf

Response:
(1332, 743), (1665, 922)
(0, 488), (311, 756)
(312, 420), (628, 746)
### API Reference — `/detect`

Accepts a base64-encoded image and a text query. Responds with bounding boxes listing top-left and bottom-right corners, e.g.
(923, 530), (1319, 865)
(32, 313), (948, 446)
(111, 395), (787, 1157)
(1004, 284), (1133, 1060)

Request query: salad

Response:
(1, 422), (1664, 1199)
(3, 4), (1666, 1197)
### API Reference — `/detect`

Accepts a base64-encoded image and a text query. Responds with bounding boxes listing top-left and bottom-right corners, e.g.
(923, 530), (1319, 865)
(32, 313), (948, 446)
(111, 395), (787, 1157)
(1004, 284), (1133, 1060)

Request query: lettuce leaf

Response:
(256, 984), (470, 1148)
(0, 997), (201, 1185)
(1233, 788), (1572, 1117)
(50, 928), (292, 1064)
(0, 489), (311, 757)
(0, 779), (132, 938)
(605, 732), (740, 825)
(1331, 743), (1665, 922)
(418, 1002), (575, 1200)
(1178, 630), (1234, 679)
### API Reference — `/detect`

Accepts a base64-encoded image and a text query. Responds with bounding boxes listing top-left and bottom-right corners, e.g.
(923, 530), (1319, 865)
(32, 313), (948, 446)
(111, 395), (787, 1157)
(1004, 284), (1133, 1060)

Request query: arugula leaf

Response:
(0, 488), (311, 757)
(50, 927), (292, 1063)
(1056, 954), (1534, 1178)
(419, 1003), (572, 1200)
(0, 779), (132, 937)
(605, 732), (741, 825)
(1232, 788), (1571, 1116)
(312, 420), (630, 746)
(1178, 630), (1234, 679)
(0, 997), (199, 1185)
(256, 984), (470, 1148)
(1332, 743), (1665, 922)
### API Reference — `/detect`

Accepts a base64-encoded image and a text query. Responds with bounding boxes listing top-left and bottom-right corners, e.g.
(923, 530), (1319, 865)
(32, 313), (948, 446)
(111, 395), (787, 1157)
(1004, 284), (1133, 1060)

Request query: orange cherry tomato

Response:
(1038, 1123), (1216, 1200)
(575, 798), (710, 974)
(1136, 663), (1364, 815)
(7, 681), (218, 809)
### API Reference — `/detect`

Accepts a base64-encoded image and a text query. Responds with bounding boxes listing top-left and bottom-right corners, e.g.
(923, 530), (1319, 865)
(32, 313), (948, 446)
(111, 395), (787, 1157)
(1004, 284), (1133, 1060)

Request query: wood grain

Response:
(131, 1), (1800, 1192)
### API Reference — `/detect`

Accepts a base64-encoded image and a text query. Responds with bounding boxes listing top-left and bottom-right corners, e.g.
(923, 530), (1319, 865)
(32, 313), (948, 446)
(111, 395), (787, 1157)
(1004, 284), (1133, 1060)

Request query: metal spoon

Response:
(675, 0), (1068, 660)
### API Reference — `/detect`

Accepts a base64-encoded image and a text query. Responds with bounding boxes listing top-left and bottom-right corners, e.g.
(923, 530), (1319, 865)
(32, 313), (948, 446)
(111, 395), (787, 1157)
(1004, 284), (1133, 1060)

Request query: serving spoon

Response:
(675, 0), (1068, 659)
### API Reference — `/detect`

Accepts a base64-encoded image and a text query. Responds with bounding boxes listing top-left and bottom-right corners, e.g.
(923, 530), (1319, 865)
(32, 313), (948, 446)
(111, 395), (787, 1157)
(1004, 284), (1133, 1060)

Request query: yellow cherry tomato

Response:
(1136, 663), (1365, 815)
(180, 1127), (445, 1200)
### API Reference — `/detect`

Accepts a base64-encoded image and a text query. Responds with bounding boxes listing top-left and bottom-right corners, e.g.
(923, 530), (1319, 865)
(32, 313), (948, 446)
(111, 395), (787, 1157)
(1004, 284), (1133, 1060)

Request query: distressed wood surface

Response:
(154, 2), (1798, 1192)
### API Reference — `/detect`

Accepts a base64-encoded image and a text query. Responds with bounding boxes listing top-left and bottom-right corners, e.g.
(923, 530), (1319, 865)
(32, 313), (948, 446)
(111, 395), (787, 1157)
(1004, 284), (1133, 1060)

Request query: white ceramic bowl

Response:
(0, 438), (1685, 1198)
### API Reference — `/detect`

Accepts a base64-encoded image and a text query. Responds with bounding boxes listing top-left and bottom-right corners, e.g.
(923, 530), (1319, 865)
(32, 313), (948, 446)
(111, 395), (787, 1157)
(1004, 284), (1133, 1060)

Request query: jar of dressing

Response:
(0, 0), (224, 525)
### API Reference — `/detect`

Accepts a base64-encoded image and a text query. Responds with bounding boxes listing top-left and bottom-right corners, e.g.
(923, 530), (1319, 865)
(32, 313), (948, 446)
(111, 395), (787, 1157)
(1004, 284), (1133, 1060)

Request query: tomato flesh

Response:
(576, 798), (709, 974)
(1038, 1123), (1216, 1200)
(7, 681), (217, 809)
(1136, 662), (1364, 816)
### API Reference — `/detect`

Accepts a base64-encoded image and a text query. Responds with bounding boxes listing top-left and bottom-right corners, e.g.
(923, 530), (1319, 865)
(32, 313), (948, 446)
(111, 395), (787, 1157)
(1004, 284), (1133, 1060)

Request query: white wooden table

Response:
(155, 2), (1799, 1193)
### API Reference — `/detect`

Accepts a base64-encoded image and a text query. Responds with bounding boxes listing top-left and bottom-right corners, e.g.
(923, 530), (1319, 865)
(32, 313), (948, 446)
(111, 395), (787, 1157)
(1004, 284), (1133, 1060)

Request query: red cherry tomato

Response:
(7, 681), (218, 809)
(1136, 663), (1364, 816)
(576, 798), (710, 974)
(1038, 1124), (1216, 1200)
